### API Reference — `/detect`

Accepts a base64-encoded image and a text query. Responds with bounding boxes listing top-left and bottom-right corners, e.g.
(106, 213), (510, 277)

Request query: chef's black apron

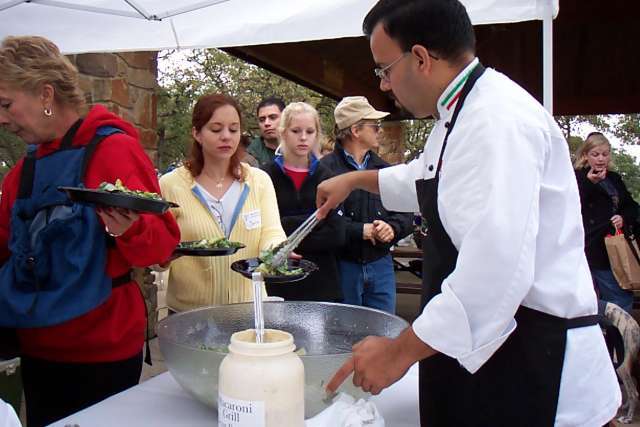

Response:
(416, 63), (600, 427)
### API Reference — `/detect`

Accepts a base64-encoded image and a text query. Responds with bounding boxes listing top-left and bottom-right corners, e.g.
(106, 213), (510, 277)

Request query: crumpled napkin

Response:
(305, 393), (385, 427)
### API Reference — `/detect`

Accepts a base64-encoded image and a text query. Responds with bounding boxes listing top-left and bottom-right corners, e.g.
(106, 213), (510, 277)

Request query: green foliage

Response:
(612, 114), (640, 145)
(404, 119), (435, 161)
(157, 49), (336, 172)
(612, 149), (640, 201)
(0, 128), (25, 182)
(554, 115), (610, 140)
(566, 135), (583, 164)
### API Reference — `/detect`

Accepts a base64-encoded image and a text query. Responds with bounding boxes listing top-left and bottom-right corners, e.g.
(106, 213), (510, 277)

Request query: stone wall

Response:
(68, 52), (159, 165)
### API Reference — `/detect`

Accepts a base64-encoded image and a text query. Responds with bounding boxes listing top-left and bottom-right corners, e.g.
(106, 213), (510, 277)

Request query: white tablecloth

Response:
(50, 365), (420, 426)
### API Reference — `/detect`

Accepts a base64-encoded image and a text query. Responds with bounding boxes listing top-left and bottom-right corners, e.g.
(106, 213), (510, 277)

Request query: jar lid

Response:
(229, 329), (296, 356)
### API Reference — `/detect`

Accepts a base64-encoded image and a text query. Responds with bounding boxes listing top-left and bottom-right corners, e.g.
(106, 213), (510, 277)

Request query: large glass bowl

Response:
(157, 301), (409, 418)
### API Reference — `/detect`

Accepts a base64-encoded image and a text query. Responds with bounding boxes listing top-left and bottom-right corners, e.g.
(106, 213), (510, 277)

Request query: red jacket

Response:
(0, 105), (180, 362)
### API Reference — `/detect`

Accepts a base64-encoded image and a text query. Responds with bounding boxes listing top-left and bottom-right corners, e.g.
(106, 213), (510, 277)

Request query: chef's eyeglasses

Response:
(374, 51), (440, 81)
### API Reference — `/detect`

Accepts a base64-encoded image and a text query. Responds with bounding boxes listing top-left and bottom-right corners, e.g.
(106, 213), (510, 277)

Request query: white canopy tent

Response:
(0, 0), (559, 111)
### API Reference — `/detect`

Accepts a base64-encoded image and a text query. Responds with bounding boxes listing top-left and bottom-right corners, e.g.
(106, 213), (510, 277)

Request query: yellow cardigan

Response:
(159, 164), (286, 311)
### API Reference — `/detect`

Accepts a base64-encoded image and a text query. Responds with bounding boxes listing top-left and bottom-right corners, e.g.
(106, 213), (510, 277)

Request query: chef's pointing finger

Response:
(326, 357), (355, 394)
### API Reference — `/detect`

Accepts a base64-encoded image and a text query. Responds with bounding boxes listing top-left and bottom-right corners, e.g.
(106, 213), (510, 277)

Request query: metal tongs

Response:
(270, 209), (321, 268)
(252, 271), (265, 343)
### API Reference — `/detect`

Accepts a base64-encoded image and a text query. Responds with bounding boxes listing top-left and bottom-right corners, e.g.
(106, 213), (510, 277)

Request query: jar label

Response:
(218, 393), (265, 427)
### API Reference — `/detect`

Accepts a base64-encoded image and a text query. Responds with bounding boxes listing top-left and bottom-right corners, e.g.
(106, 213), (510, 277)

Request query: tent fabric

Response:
(0, 0), (558, 54)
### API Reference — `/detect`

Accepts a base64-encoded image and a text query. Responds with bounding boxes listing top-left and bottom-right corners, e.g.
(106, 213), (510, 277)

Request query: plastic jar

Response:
(218, 329), (305, 427)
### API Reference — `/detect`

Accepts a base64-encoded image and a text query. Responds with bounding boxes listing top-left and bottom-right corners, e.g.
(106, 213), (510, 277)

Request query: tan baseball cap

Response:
(334, 96), (390, 130)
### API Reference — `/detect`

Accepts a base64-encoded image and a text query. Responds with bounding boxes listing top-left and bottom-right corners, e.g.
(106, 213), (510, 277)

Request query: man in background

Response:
(247, 96), (285, 169)
(321, 96), (413, 313)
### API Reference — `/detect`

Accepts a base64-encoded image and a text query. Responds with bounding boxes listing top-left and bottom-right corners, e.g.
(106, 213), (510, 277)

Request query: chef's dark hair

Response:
(363, 0), (476, 65)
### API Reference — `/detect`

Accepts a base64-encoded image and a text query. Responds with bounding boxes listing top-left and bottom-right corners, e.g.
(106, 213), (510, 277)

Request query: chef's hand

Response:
(326, 328), (437, 396)
(587, 167), (606, 184)
(373, 220), (395, 243)
(611, 215), (624, 230)
(326, 336), (405, 396)
(97, 207), (140, 237)
(316, 174), (355, 220)
(363, 223), (377, 245)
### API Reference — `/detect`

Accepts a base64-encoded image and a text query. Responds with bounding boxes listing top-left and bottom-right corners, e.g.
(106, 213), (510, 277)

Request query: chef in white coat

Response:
(317, 0), (620, 425)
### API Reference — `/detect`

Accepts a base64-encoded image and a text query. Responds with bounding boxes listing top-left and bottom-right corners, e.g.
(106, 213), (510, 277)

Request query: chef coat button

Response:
(428, 165), (434, 171)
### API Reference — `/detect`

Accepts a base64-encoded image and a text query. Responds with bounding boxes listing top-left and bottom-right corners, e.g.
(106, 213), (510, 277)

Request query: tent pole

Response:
(542, 2), (554, 114)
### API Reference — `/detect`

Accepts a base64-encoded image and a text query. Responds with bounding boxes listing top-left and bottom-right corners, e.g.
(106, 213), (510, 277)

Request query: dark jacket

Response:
(320, 143), (413, 263)
(247, 136), (276, 170)
(575, 167), (639, 269)
(264, 156), (345, 301)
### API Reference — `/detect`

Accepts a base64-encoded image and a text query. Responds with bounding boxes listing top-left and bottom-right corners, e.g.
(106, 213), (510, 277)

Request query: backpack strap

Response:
(80, 126), (124, 182)
(17, 118), (85, 198)
(78, 126), (126, 247)
(60, 119), (84, 150)
(17, 146), (37, 199)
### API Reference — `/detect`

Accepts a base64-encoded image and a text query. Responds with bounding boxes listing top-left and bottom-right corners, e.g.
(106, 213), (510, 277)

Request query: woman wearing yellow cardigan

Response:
(160, 94), (286, 311)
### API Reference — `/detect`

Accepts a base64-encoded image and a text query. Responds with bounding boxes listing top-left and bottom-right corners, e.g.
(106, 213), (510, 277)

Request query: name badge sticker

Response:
(243, 210), (261, 230)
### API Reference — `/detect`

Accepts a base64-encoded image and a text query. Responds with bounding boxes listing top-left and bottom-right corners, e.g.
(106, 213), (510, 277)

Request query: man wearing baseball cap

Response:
(321, 96), (413, 313)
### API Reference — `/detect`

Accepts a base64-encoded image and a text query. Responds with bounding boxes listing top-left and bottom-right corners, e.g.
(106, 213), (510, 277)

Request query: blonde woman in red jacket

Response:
(0, 36), (180, 426)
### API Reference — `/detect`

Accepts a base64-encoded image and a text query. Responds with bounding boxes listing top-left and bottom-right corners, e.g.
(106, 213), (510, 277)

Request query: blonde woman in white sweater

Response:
(160, 94), (286, 311)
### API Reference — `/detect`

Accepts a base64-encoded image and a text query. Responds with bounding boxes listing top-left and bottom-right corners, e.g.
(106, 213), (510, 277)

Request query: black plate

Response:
(230, 258), (318, 284)
(58, 186), (178, 214)
(174, 242), (245, 257)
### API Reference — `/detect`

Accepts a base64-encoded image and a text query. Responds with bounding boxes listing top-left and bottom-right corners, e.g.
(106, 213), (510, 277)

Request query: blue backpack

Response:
(0, 121), (131, 328)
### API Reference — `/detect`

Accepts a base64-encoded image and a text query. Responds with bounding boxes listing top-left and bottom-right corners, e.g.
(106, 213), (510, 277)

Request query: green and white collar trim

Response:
(437, 57), (479, 119)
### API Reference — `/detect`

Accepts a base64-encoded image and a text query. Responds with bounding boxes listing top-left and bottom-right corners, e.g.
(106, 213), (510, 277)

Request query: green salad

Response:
(98, 179), (162, 201)
(256, 247), (303, 276)
(180, 238), (244, 249)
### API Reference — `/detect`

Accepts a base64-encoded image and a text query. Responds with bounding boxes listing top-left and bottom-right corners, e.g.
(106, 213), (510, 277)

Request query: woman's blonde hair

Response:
(277, 102), (323, 157)
(574, 132), (612, 169)
(0, 36), (84, 110)
(320, 136), (335, 154)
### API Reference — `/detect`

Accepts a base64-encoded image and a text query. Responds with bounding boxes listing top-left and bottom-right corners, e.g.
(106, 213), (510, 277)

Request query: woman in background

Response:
(264, 102), (345, 302)
(575, 132), (639, 313)
(160, 94), (285, 311)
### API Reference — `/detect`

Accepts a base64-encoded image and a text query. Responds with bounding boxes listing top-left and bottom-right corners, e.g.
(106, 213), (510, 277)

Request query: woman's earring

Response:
(43, 107), (53, 117)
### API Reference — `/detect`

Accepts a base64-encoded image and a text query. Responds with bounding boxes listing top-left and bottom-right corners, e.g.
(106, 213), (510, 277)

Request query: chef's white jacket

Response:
(0, 399), (20, 427)
(379, 59), (621, 426)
